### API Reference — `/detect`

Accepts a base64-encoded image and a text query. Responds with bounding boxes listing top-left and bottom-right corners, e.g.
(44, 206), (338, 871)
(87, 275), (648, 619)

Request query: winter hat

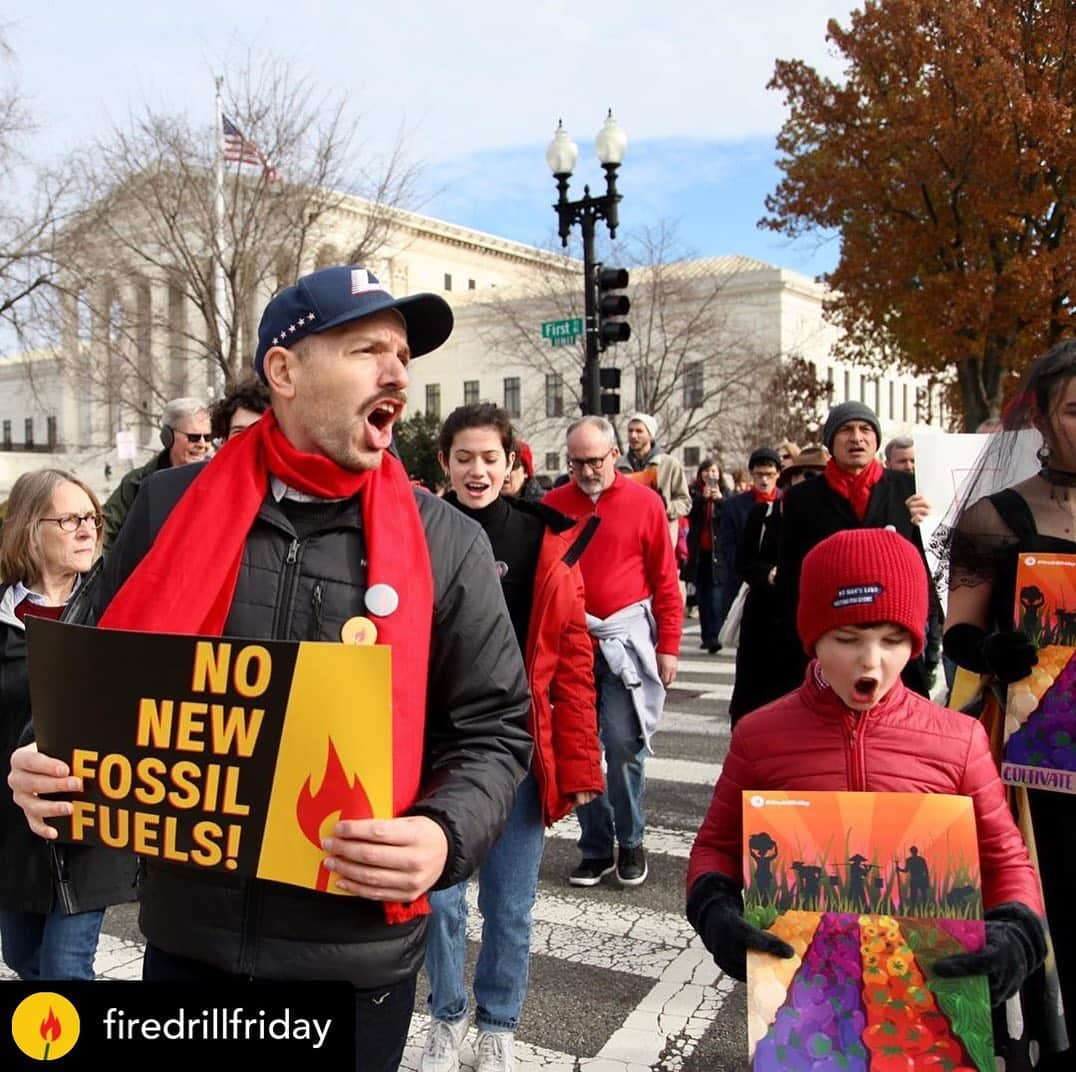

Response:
(516, 441), (535, 478)
(797, 528), (927, 656)
(627, 412), (658, 441)
(822, 402), (882, 452)
(748, 447), (782, 471)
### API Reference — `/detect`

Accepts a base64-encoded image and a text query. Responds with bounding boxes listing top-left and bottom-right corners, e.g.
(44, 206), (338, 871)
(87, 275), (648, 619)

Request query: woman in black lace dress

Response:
(943, 342), (1076, 1070)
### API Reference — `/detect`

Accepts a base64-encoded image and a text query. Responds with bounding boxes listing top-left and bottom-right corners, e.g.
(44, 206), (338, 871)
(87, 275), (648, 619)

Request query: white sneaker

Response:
(420, 1017), (470, 1072)
(475, 1030), (515, 1072)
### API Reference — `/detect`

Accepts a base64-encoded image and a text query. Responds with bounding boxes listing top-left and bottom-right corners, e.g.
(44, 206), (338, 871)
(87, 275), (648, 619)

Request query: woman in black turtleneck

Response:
(419, 404), (603, 1070)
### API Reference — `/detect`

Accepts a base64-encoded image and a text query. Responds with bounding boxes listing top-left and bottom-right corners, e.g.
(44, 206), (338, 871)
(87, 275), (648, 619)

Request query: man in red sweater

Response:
(544, 416), (683, 888)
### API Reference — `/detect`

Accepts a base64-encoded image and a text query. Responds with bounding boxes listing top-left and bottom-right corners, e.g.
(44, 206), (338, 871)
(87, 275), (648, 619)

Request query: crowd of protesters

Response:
(0, 263), (1072, 1070)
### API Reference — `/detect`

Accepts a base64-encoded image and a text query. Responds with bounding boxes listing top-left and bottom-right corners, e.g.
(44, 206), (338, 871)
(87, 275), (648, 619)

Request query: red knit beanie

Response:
(797, 528), (928, 656)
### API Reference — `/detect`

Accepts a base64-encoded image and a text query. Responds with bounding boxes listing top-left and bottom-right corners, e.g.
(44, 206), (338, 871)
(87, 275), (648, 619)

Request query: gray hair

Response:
(161, 397), (210, 429)
(566, 415), (616, 446)
(884, 435), (914, 461)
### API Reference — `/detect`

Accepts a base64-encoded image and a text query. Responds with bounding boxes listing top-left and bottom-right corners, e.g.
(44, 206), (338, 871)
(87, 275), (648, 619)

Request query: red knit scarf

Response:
(824, 457), (884, 521)
(100, 410), (433, 923)
(751, 486), (778, 504)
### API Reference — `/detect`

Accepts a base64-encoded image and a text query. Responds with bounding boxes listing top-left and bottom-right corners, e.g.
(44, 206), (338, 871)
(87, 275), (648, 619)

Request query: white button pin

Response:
(365, 583), (400, 617)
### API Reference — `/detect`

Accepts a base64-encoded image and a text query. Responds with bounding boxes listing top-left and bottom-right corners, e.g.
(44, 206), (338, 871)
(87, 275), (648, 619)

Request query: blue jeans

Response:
(424, 773), (545, 1032)
(0, 906), (105, 980)
(577, 653), (646, 858)
(695, 553), (723, 647)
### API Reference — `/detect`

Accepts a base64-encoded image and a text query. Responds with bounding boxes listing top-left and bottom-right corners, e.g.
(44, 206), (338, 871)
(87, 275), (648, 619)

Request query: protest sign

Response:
(27, 618), (392, 893)
(743, 790), (991, 1072)
(1003, 553), (1076, 794)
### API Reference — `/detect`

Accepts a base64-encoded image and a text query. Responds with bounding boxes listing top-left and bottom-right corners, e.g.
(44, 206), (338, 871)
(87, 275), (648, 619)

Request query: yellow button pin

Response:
(340, 616), (378, 645)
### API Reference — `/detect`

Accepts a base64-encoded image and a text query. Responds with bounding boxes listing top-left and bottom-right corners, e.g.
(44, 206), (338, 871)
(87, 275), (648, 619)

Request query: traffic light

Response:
(599, 366), (621, 415)
(596, 265), (631, 350)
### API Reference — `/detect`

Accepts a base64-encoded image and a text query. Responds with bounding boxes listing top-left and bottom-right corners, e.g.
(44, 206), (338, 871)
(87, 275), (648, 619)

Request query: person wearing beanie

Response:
(621, 413), (692, 548)
(686, 528), (1047, 1017)
(715, 447), (783, 642)
(768, 400), (936, 700)
(503, 439), (543, 501)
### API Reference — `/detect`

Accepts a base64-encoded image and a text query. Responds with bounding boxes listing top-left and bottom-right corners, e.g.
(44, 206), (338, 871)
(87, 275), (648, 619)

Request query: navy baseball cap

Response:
(254, 266), (454, 381)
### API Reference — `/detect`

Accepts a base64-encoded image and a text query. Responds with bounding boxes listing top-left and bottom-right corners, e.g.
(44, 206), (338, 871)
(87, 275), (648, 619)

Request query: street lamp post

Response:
(546, 111), (628, 416)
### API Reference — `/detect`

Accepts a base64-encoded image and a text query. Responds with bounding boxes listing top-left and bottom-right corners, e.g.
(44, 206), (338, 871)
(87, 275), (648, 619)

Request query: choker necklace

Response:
(1040, 467), (1076, 487)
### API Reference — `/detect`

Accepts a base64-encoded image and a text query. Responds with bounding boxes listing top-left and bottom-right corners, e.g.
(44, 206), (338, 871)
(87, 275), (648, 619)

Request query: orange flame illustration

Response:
(296, 738), (373, 890)
(40, 1007), (62, 1042)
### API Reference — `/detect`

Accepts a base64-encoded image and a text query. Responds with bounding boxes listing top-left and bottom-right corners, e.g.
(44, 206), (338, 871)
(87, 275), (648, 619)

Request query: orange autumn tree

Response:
(763, 0), (1076, 430)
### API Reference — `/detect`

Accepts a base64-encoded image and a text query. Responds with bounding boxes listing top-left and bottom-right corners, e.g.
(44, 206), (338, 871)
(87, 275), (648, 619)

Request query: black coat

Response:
(718, 490), (773, 620)
(0, 573), (137, 915)
(770, 468), (933, 698)
(686, 488), (724, 583)
(92, 462), (532, 986)
(728, 500), (782, 722)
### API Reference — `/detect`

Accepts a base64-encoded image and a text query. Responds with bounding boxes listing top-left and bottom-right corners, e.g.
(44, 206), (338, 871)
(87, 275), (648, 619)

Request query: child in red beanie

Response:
(686, 528), (1046, 1005)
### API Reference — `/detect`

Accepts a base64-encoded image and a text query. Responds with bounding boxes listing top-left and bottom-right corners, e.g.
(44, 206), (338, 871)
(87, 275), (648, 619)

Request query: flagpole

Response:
(213, 76), (227, 394)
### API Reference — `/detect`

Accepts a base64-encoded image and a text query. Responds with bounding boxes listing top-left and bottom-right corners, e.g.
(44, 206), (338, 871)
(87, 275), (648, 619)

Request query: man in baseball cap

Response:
(11, 266), (531, 1071)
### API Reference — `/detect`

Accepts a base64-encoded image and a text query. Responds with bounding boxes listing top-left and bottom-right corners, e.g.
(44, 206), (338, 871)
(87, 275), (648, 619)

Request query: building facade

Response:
(0, 202), (947, 498)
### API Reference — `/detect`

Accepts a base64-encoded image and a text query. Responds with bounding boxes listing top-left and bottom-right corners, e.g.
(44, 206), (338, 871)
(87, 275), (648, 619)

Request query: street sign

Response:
(541, 317), (583, 345)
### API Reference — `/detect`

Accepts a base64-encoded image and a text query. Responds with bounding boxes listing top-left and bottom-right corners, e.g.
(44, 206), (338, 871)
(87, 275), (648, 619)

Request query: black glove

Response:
(942, 624), (1038, 684)
(933, 902), (1047, 1005)
(686, 871), (794, 981)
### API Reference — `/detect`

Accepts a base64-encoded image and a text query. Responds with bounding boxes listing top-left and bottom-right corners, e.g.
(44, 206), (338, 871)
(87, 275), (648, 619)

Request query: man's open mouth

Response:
(367, 398), (403, 431)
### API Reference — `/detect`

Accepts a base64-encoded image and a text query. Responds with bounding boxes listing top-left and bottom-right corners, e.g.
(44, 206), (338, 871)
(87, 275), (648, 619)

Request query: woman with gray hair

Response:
(0, 468), (136, 979)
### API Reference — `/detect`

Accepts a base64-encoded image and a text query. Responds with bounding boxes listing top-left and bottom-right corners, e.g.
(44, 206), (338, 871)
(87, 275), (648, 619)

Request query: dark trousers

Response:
(694, 553), (723, 646)
(143, 944), (416, 1072)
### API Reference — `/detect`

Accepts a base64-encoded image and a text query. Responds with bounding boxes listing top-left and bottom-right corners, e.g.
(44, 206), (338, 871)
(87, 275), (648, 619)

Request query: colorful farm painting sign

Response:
(1004, 553), (1076, 793)
(743, 790), (992, 1071)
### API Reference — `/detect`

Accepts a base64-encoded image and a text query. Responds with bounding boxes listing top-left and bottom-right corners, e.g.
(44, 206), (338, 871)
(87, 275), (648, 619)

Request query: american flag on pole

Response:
(222, 115), (279, 182)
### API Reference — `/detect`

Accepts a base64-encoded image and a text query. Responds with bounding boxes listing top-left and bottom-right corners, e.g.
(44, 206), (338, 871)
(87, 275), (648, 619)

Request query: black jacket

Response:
(0, 572), (137, 916)
(771, 468), (933, 697)
(686, 489), (724, 584)
(92, 462), (533, 985)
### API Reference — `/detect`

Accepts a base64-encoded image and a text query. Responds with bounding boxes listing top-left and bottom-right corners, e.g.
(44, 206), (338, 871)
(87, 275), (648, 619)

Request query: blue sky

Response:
(5, 1), (853, 278)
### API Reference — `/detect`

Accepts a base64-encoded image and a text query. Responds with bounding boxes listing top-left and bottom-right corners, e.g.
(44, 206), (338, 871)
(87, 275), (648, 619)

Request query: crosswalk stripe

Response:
(695, 684), (732, 702)
(675, 659), (734, 677)
(658, 709), (728, 736)
(647, 756), (722, 785)
(547, 814), (697, 859)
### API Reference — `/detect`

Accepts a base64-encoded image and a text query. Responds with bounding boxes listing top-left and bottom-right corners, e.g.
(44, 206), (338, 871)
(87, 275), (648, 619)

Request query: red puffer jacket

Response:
(687, 664), (1043, 914)
(525, 518), (605, 825)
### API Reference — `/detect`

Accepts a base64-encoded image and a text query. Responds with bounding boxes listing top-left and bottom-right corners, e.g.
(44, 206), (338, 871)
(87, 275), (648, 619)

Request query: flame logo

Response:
(296, 738), (373, 890)
(39, 1008), (62, 1043)
(12, 993), (79, 1060)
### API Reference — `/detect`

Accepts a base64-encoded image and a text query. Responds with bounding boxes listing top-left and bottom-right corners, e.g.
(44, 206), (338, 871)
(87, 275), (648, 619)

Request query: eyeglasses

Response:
(39, 512), (103, 533)
(176, 430), (212, 444)
(567, 450), (613, 472)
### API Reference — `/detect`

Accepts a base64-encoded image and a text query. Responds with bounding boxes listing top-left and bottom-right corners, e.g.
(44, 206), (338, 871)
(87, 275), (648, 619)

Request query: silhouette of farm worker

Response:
(749, 832), (778, 901)
(896, 846), (931, 909)
(1019, 584), (1046, 638)
(791, 861), (824, 909)
(847, 854), (873, 909)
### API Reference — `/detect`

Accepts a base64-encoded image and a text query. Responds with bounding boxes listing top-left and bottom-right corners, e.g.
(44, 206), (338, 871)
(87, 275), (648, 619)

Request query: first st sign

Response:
(541, 317), (583, 346)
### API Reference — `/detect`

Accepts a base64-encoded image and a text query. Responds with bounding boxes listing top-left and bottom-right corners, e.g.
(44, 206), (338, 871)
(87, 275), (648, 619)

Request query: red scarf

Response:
(823, 457), (884, 521)
(751, 486), (778, 504)
(100, 411), (433, 923)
